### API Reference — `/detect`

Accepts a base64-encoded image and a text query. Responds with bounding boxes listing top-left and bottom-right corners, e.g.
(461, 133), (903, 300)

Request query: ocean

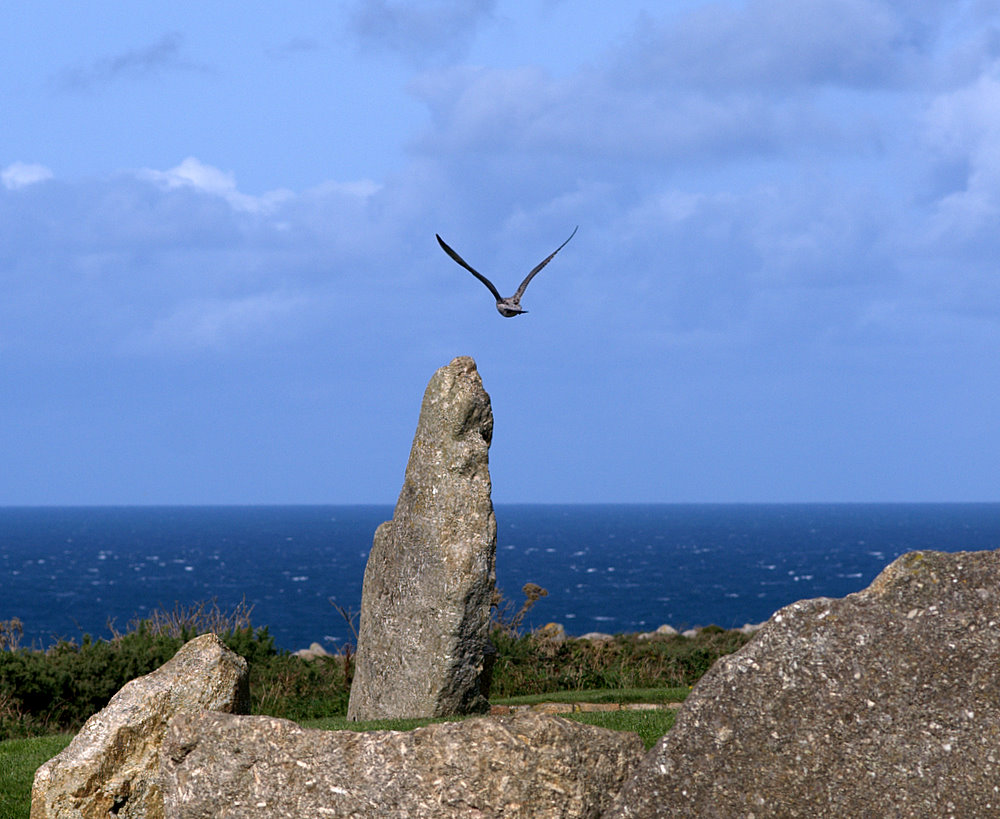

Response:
(2, 504), (999, 652)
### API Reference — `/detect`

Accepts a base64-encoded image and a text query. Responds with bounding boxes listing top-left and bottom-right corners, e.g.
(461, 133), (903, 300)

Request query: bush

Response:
(0, 602), (282, 742)
(488, 628), (751, 700)
(1, 592), (751, 742)
(251, 654), (351, 722)
(486, 585), (751, 699)
(0, 628), (186, 739)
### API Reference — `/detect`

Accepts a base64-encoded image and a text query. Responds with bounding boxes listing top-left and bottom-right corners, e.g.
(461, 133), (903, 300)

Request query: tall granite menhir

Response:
(347, 356), (497, 720)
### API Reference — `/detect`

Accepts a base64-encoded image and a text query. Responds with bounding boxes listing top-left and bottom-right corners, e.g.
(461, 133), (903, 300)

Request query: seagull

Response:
(436, 226), (578, 317)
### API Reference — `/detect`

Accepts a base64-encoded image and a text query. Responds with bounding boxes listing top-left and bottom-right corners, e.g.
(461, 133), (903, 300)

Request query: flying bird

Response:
(436, 226), (578, 317)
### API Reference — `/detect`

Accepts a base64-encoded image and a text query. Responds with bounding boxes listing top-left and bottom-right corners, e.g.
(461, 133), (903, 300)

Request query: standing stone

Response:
(347, 356), (497, 720)
(31, 633), (249, 819)
(161, 709), (644, 818)
(606, 549), (1000, 818)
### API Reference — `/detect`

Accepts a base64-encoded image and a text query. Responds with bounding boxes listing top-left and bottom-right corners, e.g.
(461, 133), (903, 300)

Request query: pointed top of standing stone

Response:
(414, 354), (492, 444)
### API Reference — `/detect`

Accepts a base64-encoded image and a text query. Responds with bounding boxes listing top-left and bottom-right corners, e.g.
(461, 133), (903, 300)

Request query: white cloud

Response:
(2, 161), (53, 190)
(407, 6), (916, 170)
(923, 65), (1000, 242)
(406, 1), (1000, 176)
(0, 159), (400, 366)
(137, 157), (294, 214)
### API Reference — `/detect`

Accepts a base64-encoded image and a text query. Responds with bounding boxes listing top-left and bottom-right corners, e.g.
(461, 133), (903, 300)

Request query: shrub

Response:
(0, 601), (279, 742)
(486, 582), (751, 698)
(0, 618), (23, 652)
(488, 628), (751, 699)
(1, 592), (750, 742)
(251, 654), (350, 721)
(491, 583), (548, 637)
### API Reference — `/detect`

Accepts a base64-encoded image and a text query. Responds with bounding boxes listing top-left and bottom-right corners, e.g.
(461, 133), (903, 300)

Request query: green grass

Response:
(493, 687), (682, 749)
(564, 709), (674, 748)
(0, 734), (72, 819)
(494, 686), (689, 706)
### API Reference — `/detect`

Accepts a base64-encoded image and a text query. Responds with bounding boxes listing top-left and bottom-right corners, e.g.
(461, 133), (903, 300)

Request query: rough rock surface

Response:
(292, 641), (331, 661)
(637, 624), (678, 640)
(535, 621), (567, 643)
(31, 633), (249, 819)
(348, 355), (497, 720)
(161, 709), (644, 818)
(606, 549), (1000, 818)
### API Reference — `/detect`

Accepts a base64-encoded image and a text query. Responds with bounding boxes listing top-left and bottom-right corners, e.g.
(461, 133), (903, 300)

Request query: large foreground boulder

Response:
(31, 633), (250, 819)
(606, 549), (1000, 818)
(348, 355), (497, 720)
(161, 709), (644, 818)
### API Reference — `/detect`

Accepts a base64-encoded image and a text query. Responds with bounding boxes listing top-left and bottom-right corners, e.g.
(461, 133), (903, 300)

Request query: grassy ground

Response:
(0, 734), (73, 819)
(490, 686), (681, 747)
(496, 686), (689, 705)
(563, 709), (675, 748)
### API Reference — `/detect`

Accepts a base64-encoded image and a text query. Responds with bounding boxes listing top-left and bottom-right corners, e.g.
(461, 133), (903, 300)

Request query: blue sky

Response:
(2, 0), (999, 505)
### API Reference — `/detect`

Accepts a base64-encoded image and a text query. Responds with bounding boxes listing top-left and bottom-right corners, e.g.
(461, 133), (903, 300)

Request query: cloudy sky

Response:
(3, 1), (999, 505)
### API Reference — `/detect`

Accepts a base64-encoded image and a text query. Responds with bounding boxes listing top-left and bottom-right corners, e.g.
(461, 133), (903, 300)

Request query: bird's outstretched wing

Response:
(512, 225), (579, 301)
(436, 234), (503, 303)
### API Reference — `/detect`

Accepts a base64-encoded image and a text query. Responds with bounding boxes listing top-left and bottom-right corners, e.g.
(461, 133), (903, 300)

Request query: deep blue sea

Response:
(2, 504), (999, 652)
